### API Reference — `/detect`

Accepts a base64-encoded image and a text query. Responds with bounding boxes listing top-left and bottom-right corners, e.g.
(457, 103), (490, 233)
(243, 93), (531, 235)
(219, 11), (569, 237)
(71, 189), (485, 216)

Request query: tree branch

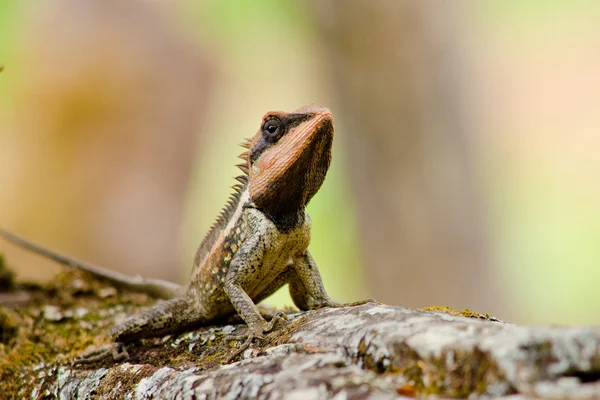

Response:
(6, 296), (600, 399)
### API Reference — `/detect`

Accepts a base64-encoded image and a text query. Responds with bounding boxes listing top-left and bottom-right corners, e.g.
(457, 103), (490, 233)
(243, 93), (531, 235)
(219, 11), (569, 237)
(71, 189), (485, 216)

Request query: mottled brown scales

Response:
(0, 105), (367, 363)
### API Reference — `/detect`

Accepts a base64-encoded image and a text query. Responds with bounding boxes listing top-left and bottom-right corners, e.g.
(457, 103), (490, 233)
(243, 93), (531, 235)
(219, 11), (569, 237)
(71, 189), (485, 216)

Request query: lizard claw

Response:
(263, 311), (288, 333)
(259, 307), (295, 321)
(224, 332), (256, 363)
(224, 313), (288, 363)
(73, 342), (129, 366)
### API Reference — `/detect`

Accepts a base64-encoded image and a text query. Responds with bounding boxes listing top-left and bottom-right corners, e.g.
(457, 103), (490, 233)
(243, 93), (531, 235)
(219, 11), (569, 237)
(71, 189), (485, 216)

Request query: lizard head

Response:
(240, 104), (334, 215)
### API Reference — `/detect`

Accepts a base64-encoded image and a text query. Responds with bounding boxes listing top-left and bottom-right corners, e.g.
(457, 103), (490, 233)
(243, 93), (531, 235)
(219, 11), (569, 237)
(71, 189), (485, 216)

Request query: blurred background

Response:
(0, 0), (599, 325)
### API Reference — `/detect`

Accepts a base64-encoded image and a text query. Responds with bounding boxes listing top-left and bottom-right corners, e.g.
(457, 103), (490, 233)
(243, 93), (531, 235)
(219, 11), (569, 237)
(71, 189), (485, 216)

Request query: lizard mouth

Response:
(248, 106), (334, 215)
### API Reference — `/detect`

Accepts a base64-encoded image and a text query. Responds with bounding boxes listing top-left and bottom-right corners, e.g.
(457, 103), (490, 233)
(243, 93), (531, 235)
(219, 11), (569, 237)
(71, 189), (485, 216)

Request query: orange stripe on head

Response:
(247, 105), (334, 215)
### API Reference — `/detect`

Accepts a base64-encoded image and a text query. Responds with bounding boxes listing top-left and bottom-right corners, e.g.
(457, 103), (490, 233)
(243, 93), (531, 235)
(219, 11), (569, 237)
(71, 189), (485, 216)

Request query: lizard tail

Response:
(110, 297), (208, 342)
(0, 228), (182, 300)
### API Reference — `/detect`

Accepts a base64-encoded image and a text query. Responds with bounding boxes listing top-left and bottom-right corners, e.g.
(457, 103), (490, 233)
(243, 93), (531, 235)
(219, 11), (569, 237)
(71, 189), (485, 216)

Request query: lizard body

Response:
(0, 104), (345, 361)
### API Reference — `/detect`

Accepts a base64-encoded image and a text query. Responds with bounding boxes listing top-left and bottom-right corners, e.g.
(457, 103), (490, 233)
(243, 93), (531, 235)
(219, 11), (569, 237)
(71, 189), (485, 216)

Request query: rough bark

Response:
(2, 270), (599, 399)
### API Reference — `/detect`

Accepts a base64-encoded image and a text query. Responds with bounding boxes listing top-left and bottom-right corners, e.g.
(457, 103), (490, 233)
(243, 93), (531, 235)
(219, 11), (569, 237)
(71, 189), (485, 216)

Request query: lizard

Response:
(0, 104), (369, 363)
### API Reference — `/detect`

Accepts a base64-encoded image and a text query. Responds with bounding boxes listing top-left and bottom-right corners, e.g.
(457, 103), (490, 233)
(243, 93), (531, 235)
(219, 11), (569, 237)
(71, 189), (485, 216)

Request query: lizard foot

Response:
(224, 311), (288, 363)
(311, 298), (377, 310)
(73, 342), (129, 365)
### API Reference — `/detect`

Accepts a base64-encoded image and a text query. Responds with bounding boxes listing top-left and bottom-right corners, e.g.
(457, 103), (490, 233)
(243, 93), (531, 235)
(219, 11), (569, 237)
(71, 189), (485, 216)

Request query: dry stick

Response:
(0, 228), (180, 299)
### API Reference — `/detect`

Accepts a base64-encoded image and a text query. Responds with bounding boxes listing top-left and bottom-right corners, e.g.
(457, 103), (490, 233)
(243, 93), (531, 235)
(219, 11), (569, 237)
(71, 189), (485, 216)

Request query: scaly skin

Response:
(0, 105), (364, 363)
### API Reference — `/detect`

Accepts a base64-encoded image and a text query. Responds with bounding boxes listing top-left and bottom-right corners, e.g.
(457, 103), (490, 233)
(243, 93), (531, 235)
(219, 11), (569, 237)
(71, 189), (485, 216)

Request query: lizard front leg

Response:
(291, 251), (339, 309)
(223, 235), (287, 361)
(224, 236), (269, 336)
(291, 251), (374, 310)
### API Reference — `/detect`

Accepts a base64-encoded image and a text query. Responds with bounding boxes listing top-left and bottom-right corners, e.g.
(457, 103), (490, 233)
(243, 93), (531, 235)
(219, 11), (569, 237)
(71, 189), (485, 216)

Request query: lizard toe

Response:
(73, 342), (129, 366)
(263, 311), (288, 333)
(224, 331), (256, 363)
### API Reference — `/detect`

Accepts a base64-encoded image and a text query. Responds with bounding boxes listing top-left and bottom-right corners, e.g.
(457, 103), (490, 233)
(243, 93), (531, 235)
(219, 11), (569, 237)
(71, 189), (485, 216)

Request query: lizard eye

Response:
(261, 117), (284, 140)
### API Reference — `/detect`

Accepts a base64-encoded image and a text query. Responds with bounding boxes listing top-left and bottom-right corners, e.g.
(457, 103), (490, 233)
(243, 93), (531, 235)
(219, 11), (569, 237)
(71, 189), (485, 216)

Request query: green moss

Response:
(0, 307), (19, 343)
(362, 309), (511, 398)
(0, 266), (158, 395)
(385, 349), (508, 398)
(420, 306), (498, 321)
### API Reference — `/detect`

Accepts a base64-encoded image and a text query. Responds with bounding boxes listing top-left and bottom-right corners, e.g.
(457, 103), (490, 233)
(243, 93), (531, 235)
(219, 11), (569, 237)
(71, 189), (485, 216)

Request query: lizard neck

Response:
(262, 208), (306, 233)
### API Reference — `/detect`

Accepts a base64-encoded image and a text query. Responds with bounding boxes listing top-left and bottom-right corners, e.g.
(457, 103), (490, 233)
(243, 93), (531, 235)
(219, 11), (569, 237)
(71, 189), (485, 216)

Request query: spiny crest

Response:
(236, 139), (252, 175)
(236, 163), (249, 175)
(239, 137), (252, 149)
(192, 144), (251, 268)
